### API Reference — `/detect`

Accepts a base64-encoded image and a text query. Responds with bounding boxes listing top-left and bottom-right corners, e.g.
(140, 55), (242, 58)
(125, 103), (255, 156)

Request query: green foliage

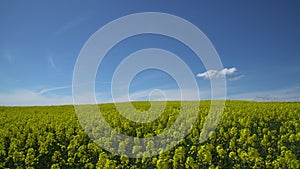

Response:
(0, 101), (299, 168)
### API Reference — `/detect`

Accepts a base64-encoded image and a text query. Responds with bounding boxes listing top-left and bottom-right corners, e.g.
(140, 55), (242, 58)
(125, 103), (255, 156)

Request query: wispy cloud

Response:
(229, 75), (245, 81)
(229, 85), (300, 101)
(112, 88), (201, 102)
(197, 67), (238, 79)
(39, 86), (70, 95)
(0, 85), (228, 106)
(2, 49), (13, 64)
(53, 16), (89, 35)
(254, 95), (280, 101)
(48, 55), (57, 70)
(0, 90), (73, 106)
(0, 88), (110, 106)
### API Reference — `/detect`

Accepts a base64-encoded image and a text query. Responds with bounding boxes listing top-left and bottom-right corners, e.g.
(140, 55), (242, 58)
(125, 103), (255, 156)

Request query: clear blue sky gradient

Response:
(0, 1), (300, 105)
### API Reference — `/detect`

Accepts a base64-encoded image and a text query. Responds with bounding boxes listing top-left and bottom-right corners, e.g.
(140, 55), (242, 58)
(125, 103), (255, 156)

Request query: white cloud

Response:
(197, 67), (238, 79)
(197, 70), (219, 79)
(220, 67), (237, 75)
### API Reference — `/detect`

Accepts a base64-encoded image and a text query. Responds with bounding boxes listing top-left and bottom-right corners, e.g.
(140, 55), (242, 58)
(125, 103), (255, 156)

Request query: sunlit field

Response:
(1, 101), (299, 168)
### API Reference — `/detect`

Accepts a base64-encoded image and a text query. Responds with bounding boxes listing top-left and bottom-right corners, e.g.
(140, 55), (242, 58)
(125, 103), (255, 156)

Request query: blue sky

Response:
(0, 1), (300, 105)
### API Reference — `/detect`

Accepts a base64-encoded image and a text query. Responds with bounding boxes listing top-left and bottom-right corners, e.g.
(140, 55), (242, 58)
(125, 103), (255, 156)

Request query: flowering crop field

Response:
(0, 101), (300, 168)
